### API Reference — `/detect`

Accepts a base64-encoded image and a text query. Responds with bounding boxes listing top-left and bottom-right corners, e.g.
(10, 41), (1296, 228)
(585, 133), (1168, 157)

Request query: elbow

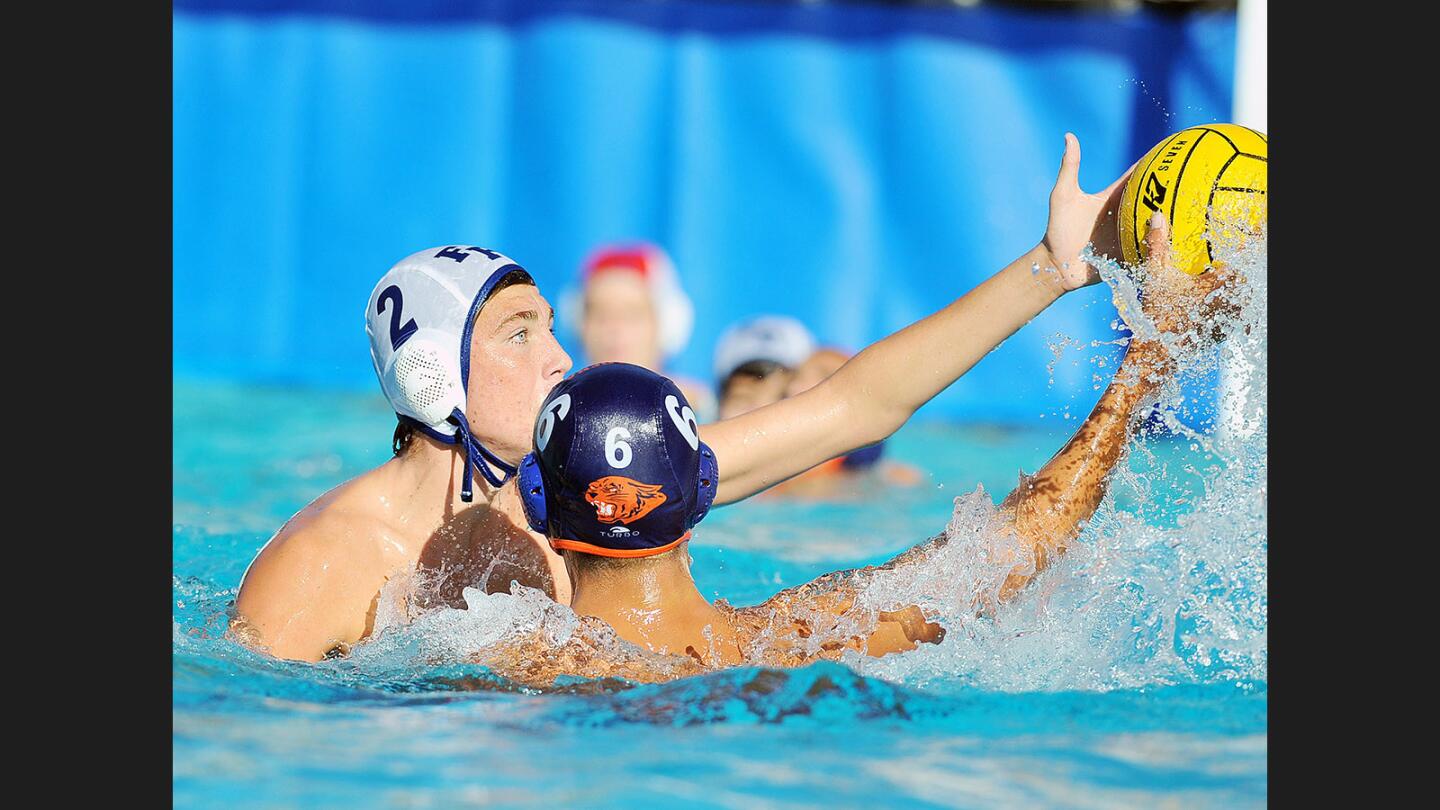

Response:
(825, 383), (905, 450)
(855, 400), (908, 449)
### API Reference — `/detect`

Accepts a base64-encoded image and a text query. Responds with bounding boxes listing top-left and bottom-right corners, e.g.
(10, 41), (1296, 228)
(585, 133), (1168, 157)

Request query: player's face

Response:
(580, 269), (661, 369)
(464, 284), (573, 463)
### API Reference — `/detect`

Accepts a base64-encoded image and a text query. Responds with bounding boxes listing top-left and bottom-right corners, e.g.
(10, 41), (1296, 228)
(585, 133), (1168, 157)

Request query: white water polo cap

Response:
(366, 245), (534, 500)
(712, 315), (817, 382)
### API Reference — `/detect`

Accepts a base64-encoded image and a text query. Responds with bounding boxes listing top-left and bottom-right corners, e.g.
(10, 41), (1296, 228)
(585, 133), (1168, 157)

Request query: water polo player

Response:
(712, 314), (816, 420)
(234, 133), (1139, 663)
(516, 362), (943, 666)
(492, 229), (1233, 680)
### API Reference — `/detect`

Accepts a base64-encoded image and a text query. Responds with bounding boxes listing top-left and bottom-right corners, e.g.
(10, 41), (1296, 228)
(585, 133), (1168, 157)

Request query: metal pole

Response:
(1219, 0), (1266, 441)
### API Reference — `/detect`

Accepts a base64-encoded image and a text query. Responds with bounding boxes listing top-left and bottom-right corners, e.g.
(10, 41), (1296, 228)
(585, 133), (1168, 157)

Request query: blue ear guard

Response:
(692, 442), (719, 526)
(518, 440), (719, 538)
(518, 452), (548, 534)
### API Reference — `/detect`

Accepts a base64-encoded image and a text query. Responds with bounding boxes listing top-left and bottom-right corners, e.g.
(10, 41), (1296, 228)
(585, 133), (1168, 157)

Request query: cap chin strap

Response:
(448, 262), (528, 501)
(450, 408), (517, 501)
(399, 413), (517, 501)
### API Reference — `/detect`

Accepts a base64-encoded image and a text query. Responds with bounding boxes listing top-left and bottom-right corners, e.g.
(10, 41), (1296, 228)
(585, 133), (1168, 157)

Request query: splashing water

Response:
(854, 228), (1267, 693)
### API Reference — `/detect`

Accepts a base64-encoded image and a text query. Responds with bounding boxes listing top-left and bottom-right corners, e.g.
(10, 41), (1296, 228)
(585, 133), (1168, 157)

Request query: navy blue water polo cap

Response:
(518, 363), (718, 558)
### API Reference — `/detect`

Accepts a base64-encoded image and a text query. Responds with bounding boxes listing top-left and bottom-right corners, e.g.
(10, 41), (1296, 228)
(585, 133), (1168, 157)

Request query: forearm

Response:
(709, 245), (1067, 503)
(993, 338), (1170, 601)
(736, 566), (942, 664)
(831, 244), (1067, 443)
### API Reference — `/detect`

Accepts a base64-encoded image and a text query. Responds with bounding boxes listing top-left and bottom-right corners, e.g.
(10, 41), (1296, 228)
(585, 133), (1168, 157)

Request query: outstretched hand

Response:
(1041, 133), (1137, 292)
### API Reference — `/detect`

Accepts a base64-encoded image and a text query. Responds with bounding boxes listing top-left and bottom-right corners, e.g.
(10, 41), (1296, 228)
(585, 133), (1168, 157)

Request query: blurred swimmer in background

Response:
(563, 243), (716, 421)
(785, 346), (849, 400)
(715, 320), (920, 496)
(712, 315), (815, 420)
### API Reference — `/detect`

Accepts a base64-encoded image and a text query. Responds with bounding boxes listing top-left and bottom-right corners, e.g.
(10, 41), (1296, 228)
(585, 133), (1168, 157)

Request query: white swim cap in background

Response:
(558, 242), (694, 359)
(366, 245), (533, 500)
(711, 315), (817, 383)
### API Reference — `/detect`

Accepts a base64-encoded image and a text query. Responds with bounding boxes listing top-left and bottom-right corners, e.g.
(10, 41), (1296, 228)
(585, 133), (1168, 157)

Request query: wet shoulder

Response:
(241, 473), (401, 590)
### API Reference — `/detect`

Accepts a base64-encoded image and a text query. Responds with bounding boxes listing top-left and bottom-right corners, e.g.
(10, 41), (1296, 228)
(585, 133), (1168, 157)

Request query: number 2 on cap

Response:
(376, 286), (418, 350)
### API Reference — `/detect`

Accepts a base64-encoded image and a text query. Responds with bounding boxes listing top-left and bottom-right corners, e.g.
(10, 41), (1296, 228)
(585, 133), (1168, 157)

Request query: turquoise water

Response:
(173, 244), (1267, 808)
(174, 410), (1265, 807)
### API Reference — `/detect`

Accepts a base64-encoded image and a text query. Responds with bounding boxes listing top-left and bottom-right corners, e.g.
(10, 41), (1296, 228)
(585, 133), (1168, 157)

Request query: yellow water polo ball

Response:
(1118, 123), (1267, 275)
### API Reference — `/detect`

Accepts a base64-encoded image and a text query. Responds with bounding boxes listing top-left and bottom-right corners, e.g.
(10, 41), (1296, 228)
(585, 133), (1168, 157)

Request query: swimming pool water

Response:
(174, 398), (1265, 806)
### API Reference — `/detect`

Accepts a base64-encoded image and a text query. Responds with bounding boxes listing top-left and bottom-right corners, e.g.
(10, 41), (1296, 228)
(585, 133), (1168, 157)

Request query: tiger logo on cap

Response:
(585, 476), (667, 524)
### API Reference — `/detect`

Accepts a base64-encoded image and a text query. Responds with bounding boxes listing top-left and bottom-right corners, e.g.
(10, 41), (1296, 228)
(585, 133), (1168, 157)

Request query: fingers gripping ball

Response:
(1118, 123), (1267, 275)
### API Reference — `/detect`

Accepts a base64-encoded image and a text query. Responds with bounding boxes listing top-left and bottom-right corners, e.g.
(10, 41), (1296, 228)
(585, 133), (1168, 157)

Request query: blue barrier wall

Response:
(173, 0), (1236, 423)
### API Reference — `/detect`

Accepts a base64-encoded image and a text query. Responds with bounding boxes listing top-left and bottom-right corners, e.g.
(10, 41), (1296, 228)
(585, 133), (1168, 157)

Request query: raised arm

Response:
(703, 134), (1135, 504)
(989, 336), (1168, 602)
(989, 213), (1237, 603)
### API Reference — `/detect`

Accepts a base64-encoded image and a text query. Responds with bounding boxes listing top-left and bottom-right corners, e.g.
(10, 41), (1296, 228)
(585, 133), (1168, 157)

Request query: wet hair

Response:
(717, 358), (788, 400)
(391, 268), (537, 457)
(393, 420), (418, 456)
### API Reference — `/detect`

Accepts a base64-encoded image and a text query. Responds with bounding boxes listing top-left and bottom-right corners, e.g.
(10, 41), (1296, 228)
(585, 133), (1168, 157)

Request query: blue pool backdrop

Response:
(173, 0), (1237, 424)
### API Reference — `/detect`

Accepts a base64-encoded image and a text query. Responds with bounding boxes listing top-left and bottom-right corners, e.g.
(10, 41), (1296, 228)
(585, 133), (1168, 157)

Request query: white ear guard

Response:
(379, 331), (465, 430)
